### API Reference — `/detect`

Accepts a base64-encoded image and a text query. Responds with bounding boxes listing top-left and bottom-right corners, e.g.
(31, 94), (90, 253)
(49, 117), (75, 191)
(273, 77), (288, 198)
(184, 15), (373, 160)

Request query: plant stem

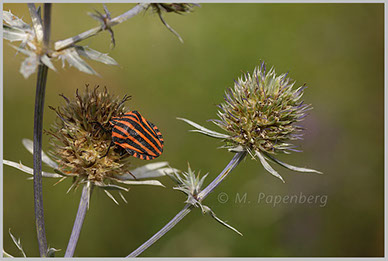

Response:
(197, 151), (247, 200)
(65, 183), (93, 257)
(33, 63), (48, 258)
(32, 3), (51, 257)
(129, 204), (193, 257)
(43, 4), (51, 47)
(54, 3), (149, 51)
(127, 151), (247, 257)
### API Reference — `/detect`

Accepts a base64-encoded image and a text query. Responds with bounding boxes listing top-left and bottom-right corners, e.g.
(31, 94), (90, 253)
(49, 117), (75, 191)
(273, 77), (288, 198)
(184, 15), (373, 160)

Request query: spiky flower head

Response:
(178, 61), (321, 182)
(212, 61), (310, 155)
(4, 85), (171, 204)
(47, 85), (132, 187)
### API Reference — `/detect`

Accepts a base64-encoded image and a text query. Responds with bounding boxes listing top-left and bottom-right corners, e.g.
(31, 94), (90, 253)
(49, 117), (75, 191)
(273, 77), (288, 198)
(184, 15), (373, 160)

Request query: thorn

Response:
(158, 12), (184, 43)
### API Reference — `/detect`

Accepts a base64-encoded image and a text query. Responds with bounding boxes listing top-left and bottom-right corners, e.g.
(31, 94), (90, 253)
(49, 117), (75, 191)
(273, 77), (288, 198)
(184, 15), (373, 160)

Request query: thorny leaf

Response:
(3, 25), (29, 42)
(262, 151), (322, 174)
(104, 189), (119, 205)
(255, 150), (285, 183)
(95, 183), (129, 191)
(27, 4), (43, 43)
(20, 53), (39, 78)
(46, 247), (61, 257)
(202, 205), (243, 236)
(8, 229), (26, 258)
(59, 47), (98, 75)
(113, 161), (175, 180)
(3, 160), (63, 178)
(9, 45), (56, 78)
(177, 117), (230, 139)
(112, 178), (165, 187)
(74, 46), (118, 65)
(3, 250), (13, 258)
(22, 139), (58, 169)
(41, 54), (57, 71)
(3, 10), (31, 30)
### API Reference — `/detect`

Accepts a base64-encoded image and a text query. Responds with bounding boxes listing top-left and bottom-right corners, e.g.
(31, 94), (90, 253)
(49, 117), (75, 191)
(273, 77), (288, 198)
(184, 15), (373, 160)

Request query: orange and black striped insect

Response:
(97, 111), (164, 160)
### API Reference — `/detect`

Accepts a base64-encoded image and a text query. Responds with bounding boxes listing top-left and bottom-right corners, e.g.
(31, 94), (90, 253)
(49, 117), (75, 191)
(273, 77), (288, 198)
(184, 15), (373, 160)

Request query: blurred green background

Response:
(3, 3), (384, 257)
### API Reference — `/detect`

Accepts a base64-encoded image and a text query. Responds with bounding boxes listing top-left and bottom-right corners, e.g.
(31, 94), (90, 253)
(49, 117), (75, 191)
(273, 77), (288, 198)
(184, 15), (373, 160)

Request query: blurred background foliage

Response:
(3, 3), (383, 257)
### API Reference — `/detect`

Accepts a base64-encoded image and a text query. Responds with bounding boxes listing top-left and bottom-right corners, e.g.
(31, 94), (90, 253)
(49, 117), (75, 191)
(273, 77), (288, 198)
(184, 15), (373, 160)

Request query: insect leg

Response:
(100, 141), (114, 158)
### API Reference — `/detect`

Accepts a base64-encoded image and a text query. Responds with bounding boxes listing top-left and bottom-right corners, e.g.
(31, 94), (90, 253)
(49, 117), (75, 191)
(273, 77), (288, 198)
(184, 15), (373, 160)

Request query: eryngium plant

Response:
(179, 61), (321, 182)
(47, 85), (133, 186)
(214, 62), (308, 155)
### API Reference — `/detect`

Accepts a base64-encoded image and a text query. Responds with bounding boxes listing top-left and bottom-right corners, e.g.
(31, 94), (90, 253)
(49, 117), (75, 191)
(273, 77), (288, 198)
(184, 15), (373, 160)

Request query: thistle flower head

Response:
(212, 61), (311, 155)
(47, 85), (132, 186)
(178, 61), (321, 182)
(4, 85), (172, 203)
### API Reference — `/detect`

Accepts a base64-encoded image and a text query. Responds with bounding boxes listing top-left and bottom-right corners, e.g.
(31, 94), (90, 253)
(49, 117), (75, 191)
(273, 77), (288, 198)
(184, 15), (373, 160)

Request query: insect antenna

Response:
(128, 171), (138, 180)
(90, 121), (109, 133)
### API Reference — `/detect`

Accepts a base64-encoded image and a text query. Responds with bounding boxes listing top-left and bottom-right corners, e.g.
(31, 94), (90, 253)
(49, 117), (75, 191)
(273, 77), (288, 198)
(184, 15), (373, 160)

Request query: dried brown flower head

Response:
(47, 85), (132, 186)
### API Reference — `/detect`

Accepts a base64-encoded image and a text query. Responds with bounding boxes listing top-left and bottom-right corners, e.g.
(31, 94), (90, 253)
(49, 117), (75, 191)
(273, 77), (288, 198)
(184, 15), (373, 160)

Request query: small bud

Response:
(168, 163), (208, 206)
(168, 164), (242, 236)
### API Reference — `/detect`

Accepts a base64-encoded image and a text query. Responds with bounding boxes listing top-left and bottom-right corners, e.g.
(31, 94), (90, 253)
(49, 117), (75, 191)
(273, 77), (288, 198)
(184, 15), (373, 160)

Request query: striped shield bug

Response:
(98, 111), (164, 160)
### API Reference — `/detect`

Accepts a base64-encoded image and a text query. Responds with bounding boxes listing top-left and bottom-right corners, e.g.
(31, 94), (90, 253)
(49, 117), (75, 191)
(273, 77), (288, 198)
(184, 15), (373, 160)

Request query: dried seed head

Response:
(47, 85), (132, 186)
(211, 61), (312, 155)
(151, 3), (196, 14)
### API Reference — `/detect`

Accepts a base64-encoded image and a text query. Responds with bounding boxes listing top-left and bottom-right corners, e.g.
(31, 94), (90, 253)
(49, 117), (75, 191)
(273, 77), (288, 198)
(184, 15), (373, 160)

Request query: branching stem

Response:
(127, 151), (247, 257)
(54, 3), (149, 51)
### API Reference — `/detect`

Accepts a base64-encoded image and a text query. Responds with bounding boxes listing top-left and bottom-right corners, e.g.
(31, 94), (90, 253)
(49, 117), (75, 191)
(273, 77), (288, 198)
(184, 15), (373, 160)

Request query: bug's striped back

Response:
(110, 111), (164, 160)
